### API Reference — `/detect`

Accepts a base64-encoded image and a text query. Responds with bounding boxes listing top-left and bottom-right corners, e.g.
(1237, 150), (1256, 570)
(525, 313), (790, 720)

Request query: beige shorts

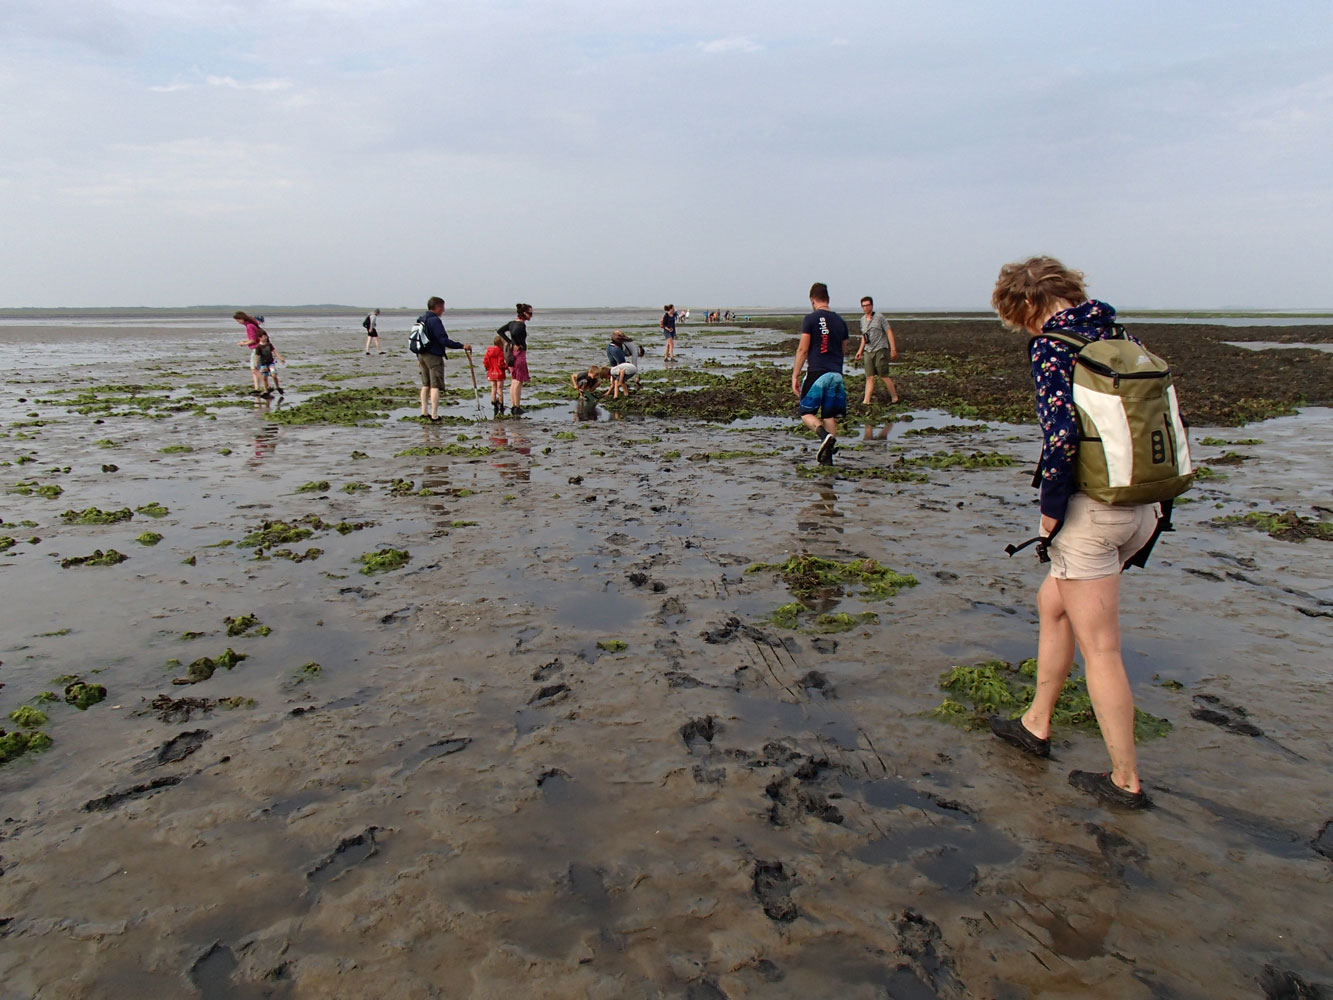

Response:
(864, 349), (893, 377)
(418, 353), (445, 389)
(1047, 494), (1158, 580)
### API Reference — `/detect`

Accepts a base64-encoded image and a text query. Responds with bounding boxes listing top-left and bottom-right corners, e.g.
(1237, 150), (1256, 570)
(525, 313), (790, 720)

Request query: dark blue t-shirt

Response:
(661, 312), (676, 336)
(800, 309), (849, 376)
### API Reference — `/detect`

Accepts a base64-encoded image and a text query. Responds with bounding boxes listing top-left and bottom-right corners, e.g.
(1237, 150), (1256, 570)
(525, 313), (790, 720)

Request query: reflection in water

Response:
(574, 397), (601, 421)
(249, 424), (279, 465)
(863, 422), (893, 441)
(489, 426), (531, 481)
(796, 487), (842, 531)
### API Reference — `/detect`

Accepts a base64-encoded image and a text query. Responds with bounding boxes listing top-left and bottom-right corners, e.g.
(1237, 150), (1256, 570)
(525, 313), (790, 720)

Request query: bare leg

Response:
(1055, 574), (1140, 793)
(881, 376), (899, 403)
(419, 386), (428, 415)
(509, 378), (521, 409)
(822, 417), (838, 437)
(800, 414), (822, 433)
(428, 387), (440, 418)
(862, 378), (874, 405)
(1022, 574), (1076, 739)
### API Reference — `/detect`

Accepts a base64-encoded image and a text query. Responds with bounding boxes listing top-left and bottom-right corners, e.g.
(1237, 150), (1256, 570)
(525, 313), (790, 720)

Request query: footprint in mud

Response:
(679, 716), (717, 752)
(1313, 818), (1333, 862)
(1085, 822), (1151, 886)
(84, 776), (183, 812)
(1260, 964), (1330, 1000)
(134, 729), (212, 772)
(528, 683), (571, 707)
(306, 826), (382, 890)
(391, 736), (471, 778)
(752, 860), (798, 922)
(532, 658), (564, 682)
(1190, 693), (1264, 736)
(894, 909), (969, 1000)
(656, 596), (687, 624)
(692, 763), (727, 785)
(810, 637), (839, 654)
(798, 670), (836, 698)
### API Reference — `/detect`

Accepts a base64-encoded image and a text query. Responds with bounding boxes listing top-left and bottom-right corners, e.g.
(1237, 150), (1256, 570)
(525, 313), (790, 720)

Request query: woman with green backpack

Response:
(987, 256), (1192, 810)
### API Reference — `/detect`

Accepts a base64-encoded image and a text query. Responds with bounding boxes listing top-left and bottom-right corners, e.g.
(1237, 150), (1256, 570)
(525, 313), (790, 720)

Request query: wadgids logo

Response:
(818, 317), (831, 353)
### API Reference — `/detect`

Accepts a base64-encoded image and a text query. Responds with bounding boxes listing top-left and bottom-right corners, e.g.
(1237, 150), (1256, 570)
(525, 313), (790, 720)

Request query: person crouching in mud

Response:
(792, 282), (849, 466)
(987, 255), (1171, 810)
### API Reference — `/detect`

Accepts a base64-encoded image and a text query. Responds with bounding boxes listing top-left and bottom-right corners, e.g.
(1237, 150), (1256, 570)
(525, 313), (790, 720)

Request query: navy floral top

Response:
(1031, 299), (1143, 522)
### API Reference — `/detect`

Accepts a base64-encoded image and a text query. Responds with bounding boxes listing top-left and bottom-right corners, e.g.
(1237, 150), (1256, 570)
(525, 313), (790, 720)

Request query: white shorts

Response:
(611, 363), (637, 379)
(1048, 494), (1158, 580)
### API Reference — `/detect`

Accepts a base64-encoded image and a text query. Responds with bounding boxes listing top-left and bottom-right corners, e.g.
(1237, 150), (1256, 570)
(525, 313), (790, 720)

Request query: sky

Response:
(1, 1), (1330, 310)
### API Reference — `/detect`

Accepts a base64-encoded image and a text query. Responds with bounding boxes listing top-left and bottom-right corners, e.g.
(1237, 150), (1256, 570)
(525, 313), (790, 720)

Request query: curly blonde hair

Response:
(991, 256), (1087, 332)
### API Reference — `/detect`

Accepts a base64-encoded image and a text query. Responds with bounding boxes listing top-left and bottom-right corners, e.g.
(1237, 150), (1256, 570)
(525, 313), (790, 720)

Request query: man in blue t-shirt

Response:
(792, 282), (849, 465)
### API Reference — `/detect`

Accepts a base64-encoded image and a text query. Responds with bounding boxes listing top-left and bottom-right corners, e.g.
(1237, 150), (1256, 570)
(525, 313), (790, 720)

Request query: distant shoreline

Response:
(1, 306), (1330, 320)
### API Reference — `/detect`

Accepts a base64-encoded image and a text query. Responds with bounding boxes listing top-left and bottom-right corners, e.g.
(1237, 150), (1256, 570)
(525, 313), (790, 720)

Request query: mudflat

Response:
(0, 313), (1329, 998)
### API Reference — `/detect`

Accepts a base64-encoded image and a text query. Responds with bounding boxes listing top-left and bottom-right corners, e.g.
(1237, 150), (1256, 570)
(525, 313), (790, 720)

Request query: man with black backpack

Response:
(413, 297), (471, 423)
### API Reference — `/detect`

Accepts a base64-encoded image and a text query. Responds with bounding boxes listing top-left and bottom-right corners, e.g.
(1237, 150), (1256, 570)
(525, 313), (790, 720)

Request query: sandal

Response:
(988, 715), (1050, 758)
(1068, 770), (1151, 809)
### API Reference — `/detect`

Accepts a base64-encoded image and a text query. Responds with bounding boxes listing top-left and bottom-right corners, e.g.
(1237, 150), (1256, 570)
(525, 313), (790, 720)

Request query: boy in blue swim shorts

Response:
(792, 282), (850, 465)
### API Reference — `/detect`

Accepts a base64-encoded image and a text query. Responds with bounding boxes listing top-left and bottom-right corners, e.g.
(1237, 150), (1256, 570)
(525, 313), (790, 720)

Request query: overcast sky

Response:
(1, 1), (1330, 309)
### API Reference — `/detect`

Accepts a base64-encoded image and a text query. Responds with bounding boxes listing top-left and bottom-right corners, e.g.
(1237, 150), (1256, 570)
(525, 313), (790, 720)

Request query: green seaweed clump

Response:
(300, 661), (322, 676)
(0, 536), (14, 552)
(175, 647), (248, 684)
(64, 681), (108, 710)
(746, 554), (917, 601)
(225, 613), (262, 637)
(449, 520), (477, 528)
(160, 444), (194, 454)
(238, 515), (328, 549)
(135, 502), (170, 518)
(62, 506), (134, 525)
(1215, 510), (1333, 542)
(219, 696), (256, 710)
(1205, 451), (1249, 466)
(811, 611), (879, 633)
(341, 482), (371, 493)
(930, 658), (1172, 741)
(334, 520), (374, 534)
(394, 444), (495, 458)
(903, 450), (1017, 469)
(796, 463), (929, 482)
(9, 705), (48, 728)
(295, 480), (331, 493)
(60, 548), (129, 568)
(387, 478), (417, 496)
(359, 548), (411, 574)
(136, 531), (163, 546)
(596, 639), (628, 652)
(273, 547), (323, 562)
(0, 728), (53, 764)
(9, 481), (63, 498)
(32, 691), (60, 703)
(768, 603), (804, 630)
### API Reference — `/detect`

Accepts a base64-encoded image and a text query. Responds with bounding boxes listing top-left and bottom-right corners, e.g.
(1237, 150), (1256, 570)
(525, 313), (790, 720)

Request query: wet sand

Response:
(0, 316), (1330, 998)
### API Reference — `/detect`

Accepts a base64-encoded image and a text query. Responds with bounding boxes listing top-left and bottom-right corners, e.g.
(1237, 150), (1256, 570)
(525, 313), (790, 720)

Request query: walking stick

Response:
(464, 351), (484, 418)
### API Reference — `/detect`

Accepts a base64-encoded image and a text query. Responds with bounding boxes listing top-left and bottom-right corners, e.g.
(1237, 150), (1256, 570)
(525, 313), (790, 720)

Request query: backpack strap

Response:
(1028, 329), (1089, 356)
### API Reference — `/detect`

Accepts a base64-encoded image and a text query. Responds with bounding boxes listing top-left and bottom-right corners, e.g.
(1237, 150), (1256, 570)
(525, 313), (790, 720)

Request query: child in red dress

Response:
(483, 336), (508, 415)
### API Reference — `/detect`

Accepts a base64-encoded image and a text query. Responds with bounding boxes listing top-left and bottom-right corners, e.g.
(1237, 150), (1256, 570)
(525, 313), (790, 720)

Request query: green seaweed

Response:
(596, 639), (628, 652)
(160, 444), (194, 454)
(930, 658), (1172, 741)
(95, 438), (120, 448)
(60, 548), (129, 568)
(1215, 510), (1333, 542)
(341, 482), (371, 493)
(334, 520), (374, 534)
(9, 481), (63, 498)
(553, 431), (577, 440)
(64, 681), (108, 710)
(387, 478), (417, 496)
(811, 611), (879, 633)
(9, 705), (48, 728)
(394, 444), (495, 458)
(449, 520), (477, 528)
(272, 547), (323, 562)
(300, 661), (322, 676)
(903, 424), (991, 436)
(0, 536), (14, 552)
(0, 728), (53, 764)
(746, 554), (917, 601)
(136, 531), (163, 546)
(181, 631), (206, 641)
(61, 506), (135, 525)
(238, 516), (327, 548)
(225, 613), (264, 637)
(1205, 451), (1249, 466)
(32, 691), (60, 703)
(295, 480), (331, 493)
(350, 450), (369, 459)
(359, 548), (411, 574)
(267, 387), (414, 426)
(176, 647), (248, 684)
(219, 696), (256, 709)
(796, 464), (930, 482)
(135, 502), (170, 518)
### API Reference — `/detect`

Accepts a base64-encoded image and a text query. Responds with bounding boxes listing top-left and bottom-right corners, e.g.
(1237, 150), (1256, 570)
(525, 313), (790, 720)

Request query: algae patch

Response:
(136, 531), (163, 546)
(1215, 510), (1333, 542)
(135, 502), (170, 518)
(62, 506), (134, 525)
(359, 548), (411, 574)
(60, 548), (129, 568)
(747, 555), (917, 602)
(173, 647), (248, 685)
(64, 681), (108, 710)
(931, 658), (1172, 741)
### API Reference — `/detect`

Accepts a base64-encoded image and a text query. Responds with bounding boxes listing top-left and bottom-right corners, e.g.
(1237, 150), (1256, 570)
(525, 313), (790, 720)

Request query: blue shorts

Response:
(798, 371), (846, 419)
(258, 363), (275, 376)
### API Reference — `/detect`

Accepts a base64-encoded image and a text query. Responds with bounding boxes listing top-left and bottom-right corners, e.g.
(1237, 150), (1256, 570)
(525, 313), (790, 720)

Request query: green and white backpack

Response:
(1035, 327), (1194, 505)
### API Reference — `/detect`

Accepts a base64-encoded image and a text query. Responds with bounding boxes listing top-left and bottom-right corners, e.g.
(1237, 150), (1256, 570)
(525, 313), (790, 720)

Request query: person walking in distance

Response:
(854, 295), (899, 405)
(661, 304), (678, 360)
(415, 296), (471, 423)
(792, 283), (849, 465)
(364, 309), (382, 354)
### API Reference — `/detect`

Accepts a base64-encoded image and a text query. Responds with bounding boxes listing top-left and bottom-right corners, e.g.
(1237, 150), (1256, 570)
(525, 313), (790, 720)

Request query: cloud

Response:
(698, 36), (762, 55)
(204, 75), (292, 92)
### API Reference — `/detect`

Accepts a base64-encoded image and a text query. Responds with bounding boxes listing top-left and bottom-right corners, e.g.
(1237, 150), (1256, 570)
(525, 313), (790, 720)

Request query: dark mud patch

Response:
(306, 826), (382, 890)
(134, 729), (212, 771)
(679, 716), (717, 751)
(700, 615), (783, 647)
(895, 909), (969, 999)
(1310, 819), (1333, 862)
(1190, 693), (1264, 736)
(752, 859), (798, 922)
(84, 775), (182, 812)
(528, 683), (570, 707)
(142, 694), (214, 723)
(1260, 964), (1331, 1000)
(741, 316), (1333, 426)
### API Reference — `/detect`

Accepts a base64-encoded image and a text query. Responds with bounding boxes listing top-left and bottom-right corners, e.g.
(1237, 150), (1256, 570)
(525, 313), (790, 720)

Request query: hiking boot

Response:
(429, 415), (442, 424)
(511, 406), (523, 416)
(988, 715), (1051, 758)
(277, 387), (285, 396)
(1068, 770), (1151, 809)
(816, 434), (837, 464)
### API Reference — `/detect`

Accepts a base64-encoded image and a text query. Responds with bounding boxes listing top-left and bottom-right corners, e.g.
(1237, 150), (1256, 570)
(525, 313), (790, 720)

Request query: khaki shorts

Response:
(418, 353), (445, 389)
(864, 349), (893, 377)
(1048, 494), (1158, 580)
